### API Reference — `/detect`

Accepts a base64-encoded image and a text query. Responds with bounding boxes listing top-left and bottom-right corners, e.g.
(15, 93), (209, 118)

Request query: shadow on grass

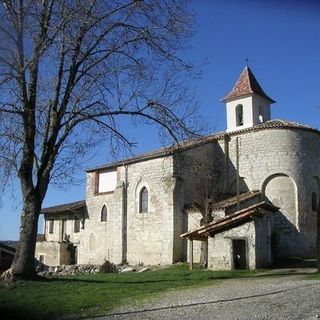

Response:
(272, 257), (317, 268)
(1, 306), (60, 320)
(39, 273), (257, 285)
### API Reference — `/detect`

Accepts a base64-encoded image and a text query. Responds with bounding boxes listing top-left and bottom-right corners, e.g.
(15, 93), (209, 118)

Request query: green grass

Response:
(0, 264), (259, 320)
(308, 271), (320, 280)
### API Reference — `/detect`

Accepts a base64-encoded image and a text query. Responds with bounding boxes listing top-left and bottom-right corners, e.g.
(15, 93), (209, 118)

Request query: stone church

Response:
(36, 66), (320, 270)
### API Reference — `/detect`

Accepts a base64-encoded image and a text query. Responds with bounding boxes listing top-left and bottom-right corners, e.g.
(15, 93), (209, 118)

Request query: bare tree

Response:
(0, 0), (202, 281)
(181, 146), (222, 267)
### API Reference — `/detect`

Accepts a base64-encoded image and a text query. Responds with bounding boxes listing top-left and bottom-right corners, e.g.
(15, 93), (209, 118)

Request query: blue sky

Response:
(1, 0), (320, 240)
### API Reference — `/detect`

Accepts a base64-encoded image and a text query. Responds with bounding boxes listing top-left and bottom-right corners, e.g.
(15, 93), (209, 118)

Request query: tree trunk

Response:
(199, 203), (212, 268)
(2, 196), (41, 281)
(317, 202), (320, 272)
(199, 239), (208, 268)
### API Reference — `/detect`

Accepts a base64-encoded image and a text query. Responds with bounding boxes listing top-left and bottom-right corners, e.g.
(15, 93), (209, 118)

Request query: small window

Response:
(96, 170), (117, 193)
(39, 255), (45, 264)
(74, 217), (80, 233)
(39, 255), (45, 271)
(61, 219), (67, 241)
(312, 192), (317, 212)
(49, 219), (54, 234)
(139, 187), (148, 213)
(236, 104), (243, 126)
(101, 205), (108, 222)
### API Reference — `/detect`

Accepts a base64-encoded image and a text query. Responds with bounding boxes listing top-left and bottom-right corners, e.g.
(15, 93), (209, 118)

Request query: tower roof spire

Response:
(221, 66), (275, 103)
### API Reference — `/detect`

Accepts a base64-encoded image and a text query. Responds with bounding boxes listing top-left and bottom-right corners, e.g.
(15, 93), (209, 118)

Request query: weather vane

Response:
(245, 58), (249, 66)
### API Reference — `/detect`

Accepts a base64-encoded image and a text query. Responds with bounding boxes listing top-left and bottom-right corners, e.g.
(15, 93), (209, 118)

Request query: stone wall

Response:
(36, 125), (320, 267)
(125, 156), (175, 265)
(79, 169), (124, 265)
(35, 241), (70, 266)
(79, 155), (176, 266)
(173, 142), (226, 262)
(254, 214), (273, 268)
(173, 126), (320, 263)
(207, 213), (273, 270)
(223, 128), (320, 257)
(186, 211), (202, 263)
(207, 221), (256, 270)
(44, 213), (83, 244)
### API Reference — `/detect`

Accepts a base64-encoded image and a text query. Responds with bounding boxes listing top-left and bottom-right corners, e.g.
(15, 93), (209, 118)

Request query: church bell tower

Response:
(221, 66), (275, 132)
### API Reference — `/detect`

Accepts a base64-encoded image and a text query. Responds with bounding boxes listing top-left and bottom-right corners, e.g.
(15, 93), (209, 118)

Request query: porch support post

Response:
(189, 239), (193, 271)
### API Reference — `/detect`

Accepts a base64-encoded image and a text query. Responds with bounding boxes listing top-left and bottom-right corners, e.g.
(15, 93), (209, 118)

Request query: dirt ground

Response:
(93, 272), (320, 320)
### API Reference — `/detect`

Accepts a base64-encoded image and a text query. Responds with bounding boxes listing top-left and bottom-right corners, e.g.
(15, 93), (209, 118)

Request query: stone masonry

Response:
(35, 67), (320, 270)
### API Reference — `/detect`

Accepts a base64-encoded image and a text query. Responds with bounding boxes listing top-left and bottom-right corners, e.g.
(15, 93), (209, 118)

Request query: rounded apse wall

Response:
(228, 127), (320, 257)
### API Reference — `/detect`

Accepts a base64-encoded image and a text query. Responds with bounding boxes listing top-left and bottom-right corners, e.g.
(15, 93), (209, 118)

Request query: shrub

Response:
(100, 260), (118, 273)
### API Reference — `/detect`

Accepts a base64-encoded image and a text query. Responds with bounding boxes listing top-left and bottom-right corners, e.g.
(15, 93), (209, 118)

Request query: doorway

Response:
(232, 239), (247, 269)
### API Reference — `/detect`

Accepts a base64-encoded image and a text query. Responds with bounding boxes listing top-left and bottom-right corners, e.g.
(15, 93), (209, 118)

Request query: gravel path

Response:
(93, 274), (320, 320)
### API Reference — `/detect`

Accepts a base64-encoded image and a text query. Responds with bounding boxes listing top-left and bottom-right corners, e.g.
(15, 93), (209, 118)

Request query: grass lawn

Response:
(0, 264), (259, 320)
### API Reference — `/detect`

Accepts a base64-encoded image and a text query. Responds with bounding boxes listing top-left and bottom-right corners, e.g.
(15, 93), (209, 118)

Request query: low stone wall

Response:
(37, 263), (157, 276)
(38, 264), (101, 276)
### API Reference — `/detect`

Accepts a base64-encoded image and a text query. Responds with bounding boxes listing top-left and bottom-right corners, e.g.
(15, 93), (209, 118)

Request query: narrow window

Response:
(74, 217), (80, 233)
(39, 255), (45, 264)
(312, 192), (317, 212)
(49, 219), (54, 234)
(236, 104), (243, 126)
(61, 219), (67, 241)
(39, 255), (45, 271)
(139, 187), (148, 213)
(101, 205), (108, 222)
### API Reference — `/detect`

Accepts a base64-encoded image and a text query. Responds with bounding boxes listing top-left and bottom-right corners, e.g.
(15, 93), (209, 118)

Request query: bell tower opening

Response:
(221, 66), (275, 132)
(235, 104), (243, 126)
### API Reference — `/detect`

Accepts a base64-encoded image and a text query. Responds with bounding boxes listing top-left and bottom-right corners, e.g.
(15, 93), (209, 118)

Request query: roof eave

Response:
(220, 92), (276, 104)
(41, 200), (86, 215)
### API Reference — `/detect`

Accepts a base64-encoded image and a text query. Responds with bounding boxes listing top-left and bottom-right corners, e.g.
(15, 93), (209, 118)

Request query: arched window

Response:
(235, 104), (243, 126)
(101, 205), (108, 222)
(139, 187), (148, 213)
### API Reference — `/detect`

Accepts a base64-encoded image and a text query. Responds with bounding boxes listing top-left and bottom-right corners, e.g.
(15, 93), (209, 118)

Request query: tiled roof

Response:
(221, 66), (275, 103)
(211, 191), (261, 210)
(184, 190), (261, 213)
(86, 119), (320, 172)
(42, 200), (86, 214)
(180, 201), (279, 240)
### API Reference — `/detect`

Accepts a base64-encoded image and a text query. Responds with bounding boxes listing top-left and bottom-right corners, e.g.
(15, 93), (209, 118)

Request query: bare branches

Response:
(0, 0), (201, 197)
(0, 0), (204, 280)
(180, 146), (222, 222)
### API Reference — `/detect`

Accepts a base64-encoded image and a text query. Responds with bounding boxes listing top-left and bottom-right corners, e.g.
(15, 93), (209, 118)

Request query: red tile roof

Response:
(221, 66), (275, 103)
(87, 119), (319, 172)
(180, 201), (279, 240)
(211, 191), (261, 210)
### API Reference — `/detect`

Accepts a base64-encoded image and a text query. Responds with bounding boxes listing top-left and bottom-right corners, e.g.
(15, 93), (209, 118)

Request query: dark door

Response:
(232, 239), (247, 269)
